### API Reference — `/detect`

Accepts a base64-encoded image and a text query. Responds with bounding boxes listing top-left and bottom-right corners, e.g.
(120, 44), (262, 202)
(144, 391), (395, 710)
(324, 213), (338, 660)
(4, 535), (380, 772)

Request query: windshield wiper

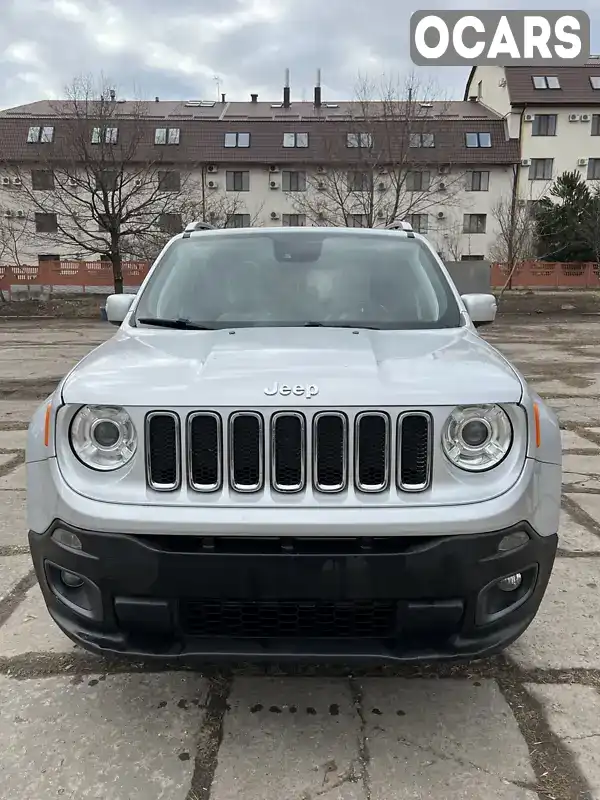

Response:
(303, 321), (381, 330)
(136, 317), (214, 330)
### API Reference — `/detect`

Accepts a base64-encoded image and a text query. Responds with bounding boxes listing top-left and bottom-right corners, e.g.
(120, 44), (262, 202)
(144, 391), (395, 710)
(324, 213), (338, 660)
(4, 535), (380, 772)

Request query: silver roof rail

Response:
(385, 220), (414, 231)
(183, 220), (215, 233)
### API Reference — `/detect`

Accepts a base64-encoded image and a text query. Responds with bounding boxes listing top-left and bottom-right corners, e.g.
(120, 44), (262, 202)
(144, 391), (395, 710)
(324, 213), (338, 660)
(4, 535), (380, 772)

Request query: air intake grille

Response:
(145, 409), (432, 494)
(179, 599), (398, 638)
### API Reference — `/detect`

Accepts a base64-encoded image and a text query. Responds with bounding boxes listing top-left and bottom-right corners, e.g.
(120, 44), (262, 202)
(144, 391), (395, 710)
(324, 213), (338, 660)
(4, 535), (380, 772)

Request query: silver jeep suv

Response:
(26, 223), (562, 664)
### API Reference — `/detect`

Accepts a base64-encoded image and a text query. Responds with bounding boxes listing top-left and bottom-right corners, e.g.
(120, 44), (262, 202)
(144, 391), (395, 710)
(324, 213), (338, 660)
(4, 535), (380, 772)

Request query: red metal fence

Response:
(2, 259), (600, 297)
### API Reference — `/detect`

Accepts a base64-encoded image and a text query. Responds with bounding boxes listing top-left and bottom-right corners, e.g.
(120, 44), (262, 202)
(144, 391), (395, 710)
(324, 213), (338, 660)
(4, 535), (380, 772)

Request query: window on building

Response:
(465, 132), (492, 148)
(466, 170), (490, 191)
(158, 171), (181, 192)
(27, 125), (55, 143)
(92, 127), (119, 144)
(225, 214), (251, 228)
(282, 170), (307, 191)
(224, 132), (250, 148)
(35, 212), (58, 233)
(463, 214), (487, 234)
(226, 170), (250, 191)
(38, 254), (60, 263)
(347, 170), (371, 192)
(283, 132), (309, 148)
(155, 127), (181, 145)
(587, 159), (600, 180)
(96, 170), (119, 191)
(159, 213), (183, 233)
(461, 254), (485, 260)
(347, 214), (368, 227)
(346, 132), (372, 148)
(31, 170), (54, 190)
(529, 158), (553, 180)
(532, 114), (557, 136)
(282, 214), (306, 226)
(406, 170), (431, 192)
(409, 132), (435, 148)
(532, 76), (561, 89)
(590, 76), (600, 90)
(406, 213), (428, 233)
(592, 115), (600, 136)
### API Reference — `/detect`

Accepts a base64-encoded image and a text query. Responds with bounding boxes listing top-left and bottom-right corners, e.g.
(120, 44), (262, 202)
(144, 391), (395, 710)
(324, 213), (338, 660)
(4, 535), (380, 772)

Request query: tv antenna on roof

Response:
(213, 75), (221, 100)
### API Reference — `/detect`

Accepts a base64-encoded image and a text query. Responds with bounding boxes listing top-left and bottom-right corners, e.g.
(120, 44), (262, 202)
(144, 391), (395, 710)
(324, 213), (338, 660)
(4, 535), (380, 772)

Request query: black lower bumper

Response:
(28, 522), (557, 664)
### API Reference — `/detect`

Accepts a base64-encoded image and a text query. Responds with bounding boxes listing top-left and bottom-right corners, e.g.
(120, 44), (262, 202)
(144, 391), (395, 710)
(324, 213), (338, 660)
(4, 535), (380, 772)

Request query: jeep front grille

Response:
(145, 409), (432, 495)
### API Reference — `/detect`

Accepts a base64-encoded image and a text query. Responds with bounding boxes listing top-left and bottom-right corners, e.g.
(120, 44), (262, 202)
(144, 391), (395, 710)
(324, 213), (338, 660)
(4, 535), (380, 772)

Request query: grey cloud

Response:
(0, 0), (598, 109)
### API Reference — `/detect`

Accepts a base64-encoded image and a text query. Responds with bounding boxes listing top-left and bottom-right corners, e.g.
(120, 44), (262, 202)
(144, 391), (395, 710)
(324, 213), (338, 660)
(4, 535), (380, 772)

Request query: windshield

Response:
(133, 230), (461, 330)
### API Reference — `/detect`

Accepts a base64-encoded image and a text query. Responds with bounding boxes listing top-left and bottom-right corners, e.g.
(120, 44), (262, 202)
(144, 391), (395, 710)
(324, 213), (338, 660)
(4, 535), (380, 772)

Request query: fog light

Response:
(497, 573), (523, 592)
(60, 570), (84, 589)
(52, 529), (82, 551)
(498, 531), (529, 552)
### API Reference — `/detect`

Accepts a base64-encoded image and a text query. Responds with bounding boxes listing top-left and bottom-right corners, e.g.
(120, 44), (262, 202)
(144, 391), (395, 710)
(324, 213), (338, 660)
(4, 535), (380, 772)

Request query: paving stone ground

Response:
(1, 316), (600, 799)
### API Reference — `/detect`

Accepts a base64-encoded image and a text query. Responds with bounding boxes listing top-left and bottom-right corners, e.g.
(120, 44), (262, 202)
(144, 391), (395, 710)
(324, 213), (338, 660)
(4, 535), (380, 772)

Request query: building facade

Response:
(0, 88), (521, 265)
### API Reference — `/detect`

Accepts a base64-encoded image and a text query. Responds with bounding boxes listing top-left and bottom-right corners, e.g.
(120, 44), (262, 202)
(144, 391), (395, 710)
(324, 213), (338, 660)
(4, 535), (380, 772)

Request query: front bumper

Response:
(29, 521), (557, 664)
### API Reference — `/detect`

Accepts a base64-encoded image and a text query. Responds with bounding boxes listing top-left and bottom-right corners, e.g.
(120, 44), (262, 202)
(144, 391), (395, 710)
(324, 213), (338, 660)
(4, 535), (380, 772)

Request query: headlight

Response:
(441, 404), (513, 472)
(70, 405), (137, 471)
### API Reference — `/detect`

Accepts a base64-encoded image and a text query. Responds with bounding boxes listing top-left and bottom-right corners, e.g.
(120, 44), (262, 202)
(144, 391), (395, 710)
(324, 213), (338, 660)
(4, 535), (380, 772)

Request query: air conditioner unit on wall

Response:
(581, 114), (591, 122)
(569, 113), (580, 122)
(15, 210), (24, 217)
(521, 158), (531, 166)
(269, 165), (280, 173)
(270, 180), (279, 189)
(68, 178), (77, 186)
(207, 164), (218, 173)
(12, 177), (22, 186)
(524, 114), (534, 122)
(207, 180), (218, 189)
(270, 211), (280, 219)
(437, 211), (445, 219)
(578, 158), (588, 166)
(1, 177), (10, 185)
(316, 166), (326, 174)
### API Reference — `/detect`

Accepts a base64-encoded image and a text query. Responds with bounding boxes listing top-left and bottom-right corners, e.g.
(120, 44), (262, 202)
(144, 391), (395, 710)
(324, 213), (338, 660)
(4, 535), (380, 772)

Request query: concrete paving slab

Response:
(0, 428), (26, 450)
(0, 555), (31, 601)
(0, 453), (15, 469)
(211, 677), (364, 800)
(561, 429), (600, 451)
(0, 490), (27, 549)
(526, 684), (600, 799)
(0, 672), (207, 800)
(558, 510), (600, 553)
(563, 454), (600, 475)
(567, 493), (600, 528)
(0, 463), (26, 490)
(0, 400), (42, 425)
(509, 559), (600, 669)
(0, 583), (81, 658)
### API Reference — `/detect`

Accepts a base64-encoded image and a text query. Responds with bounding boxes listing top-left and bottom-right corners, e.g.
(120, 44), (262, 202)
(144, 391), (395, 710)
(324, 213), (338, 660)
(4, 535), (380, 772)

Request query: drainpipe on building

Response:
(507, 108), (526, 291)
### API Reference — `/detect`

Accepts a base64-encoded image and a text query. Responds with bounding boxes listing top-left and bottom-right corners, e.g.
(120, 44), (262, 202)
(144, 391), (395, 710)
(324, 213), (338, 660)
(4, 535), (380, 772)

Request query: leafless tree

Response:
(490, 174), (544, 298)
(287, 71), (466, 228)
(2, 74), (204, 292)
(0, 206), (30, 301)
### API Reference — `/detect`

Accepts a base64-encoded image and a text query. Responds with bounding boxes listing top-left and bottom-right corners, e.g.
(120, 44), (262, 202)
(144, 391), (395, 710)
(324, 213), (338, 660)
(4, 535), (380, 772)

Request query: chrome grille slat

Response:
(313, 411), (348, 493)
(146, 411), (181, 491)
(398, 412), (432, 491)
(188, 412), (222, 492)
(229, 411), (264, 492)
(271, 412), (306, 492)
(354, 411), (390, 492)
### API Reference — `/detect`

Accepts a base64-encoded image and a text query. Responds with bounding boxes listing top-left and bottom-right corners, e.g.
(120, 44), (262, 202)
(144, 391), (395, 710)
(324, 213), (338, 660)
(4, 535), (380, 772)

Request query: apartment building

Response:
(465, 58), (600, 203)
(0, 85), (519, 264)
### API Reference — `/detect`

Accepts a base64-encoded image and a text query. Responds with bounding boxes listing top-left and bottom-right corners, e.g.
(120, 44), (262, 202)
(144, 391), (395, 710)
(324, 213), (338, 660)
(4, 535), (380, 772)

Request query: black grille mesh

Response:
(180, 599), (397, 638)
(231, 413), (262, 488)
(189, 414), (220, 488)
(356, 414), (388, 488)
(272, 414), (304, 489)
(147, 414), (178, 487)
(400, 414), (431, 487)
(314, 414), (346, 489)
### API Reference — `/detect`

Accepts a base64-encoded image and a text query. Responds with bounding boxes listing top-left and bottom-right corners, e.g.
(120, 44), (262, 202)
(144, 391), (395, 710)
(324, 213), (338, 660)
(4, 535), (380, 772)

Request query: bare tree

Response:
(3, 75), (204, 292)
(0, 206), (30, 301)
(490, 175), (544, 298)
(287, 72), (466, 228)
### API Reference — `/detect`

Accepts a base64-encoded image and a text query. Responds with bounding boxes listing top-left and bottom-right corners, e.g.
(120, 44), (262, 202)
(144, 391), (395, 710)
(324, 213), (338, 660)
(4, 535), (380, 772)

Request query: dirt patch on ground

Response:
(2, 290), (600, 320)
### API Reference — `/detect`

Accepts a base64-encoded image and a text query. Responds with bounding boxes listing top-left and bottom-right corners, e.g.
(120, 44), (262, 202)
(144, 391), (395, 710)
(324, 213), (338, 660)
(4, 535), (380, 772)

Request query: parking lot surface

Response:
(0, 315), (599, 800)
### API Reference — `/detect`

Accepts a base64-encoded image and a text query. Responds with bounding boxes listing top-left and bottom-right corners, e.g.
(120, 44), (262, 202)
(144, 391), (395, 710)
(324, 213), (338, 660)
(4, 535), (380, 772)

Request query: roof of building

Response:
(0, 98), (502, 121)
(465, 59), (600, 106)
(0, 114), (519, 166)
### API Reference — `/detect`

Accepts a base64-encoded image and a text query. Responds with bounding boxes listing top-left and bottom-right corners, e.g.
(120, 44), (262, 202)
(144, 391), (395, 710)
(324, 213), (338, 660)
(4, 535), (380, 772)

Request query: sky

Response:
(1, 0), (600, 109)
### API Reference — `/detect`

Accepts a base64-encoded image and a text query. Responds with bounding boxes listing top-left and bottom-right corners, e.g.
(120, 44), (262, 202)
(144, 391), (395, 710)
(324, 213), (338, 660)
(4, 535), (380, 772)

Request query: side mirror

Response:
(105, 293), (135, 326)
(461, 293), (497, 327)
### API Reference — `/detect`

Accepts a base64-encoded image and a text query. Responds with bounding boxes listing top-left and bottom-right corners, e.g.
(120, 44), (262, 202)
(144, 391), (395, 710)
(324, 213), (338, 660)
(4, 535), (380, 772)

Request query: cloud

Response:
(0, 0), (598, 108)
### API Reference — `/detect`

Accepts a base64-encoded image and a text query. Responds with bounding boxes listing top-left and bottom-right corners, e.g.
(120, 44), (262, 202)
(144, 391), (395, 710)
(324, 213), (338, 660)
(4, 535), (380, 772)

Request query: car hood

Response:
(61, 325), (523, 407)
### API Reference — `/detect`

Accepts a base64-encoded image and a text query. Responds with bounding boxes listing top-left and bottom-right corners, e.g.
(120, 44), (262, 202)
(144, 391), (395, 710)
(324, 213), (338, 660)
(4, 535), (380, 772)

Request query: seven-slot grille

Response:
(146, 410), (432, 494)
